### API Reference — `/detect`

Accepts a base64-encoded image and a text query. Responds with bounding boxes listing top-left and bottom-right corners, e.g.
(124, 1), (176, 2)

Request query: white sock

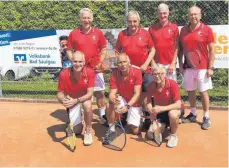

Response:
(203, 111), (209, 118)
(190, 107), (197, 116)
(109, 124), (115, 132)
(99, 107), (106, 118)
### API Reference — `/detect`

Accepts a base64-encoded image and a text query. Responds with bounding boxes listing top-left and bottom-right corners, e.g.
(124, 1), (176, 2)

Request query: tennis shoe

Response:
(167, 134), (178, 148)
(83, 132), (93, 146)
(201, 117), (211, 130)
(182, 113), (197, 123)
(98, 115), (107, 125)
(102, 130), (116, 145)
(146, 122), (165, 140)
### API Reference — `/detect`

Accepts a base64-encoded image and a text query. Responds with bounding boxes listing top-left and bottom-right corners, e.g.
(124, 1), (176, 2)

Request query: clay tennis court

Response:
(0, 101), (227, 167)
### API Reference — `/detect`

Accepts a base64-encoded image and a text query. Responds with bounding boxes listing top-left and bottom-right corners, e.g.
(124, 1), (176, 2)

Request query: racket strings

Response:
(186, 51), (201, 68)
(109, 126), (126, 149)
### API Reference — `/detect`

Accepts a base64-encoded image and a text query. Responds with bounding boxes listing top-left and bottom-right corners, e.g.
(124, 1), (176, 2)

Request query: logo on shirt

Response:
(166, 90), (169, 97)
(138, 37), (142, 41)
(92, 35), (96, 40)
(168, 29), (172, 34)
(197, 31), (202, 36)
(84, 78), (88, 84)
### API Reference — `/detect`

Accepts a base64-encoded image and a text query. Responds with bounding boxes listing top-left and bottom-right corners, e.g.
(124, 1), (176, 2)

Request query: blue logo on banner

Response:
(14, 54), (27, 64)
(0, 31), (11, 46)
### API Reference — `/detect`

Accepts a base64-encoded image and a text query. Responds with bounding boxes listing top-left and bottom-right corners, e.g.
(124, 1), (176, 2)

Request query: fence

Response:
(0, 1), (228, 106)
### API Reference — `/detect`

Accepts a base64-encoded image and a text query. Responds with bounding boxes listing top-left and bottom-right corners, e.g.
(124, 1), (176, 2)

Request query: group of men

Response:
(57, 3), (215, 148)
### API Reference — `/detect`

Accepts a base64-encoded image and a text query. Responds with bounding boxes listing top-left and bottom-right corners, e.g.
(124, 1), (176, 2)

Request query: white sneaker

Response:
(84, 132), (93, 146)
(167, 134), (178, 148)
(98, 117), (106, 125)
(147, 122), (166, 140)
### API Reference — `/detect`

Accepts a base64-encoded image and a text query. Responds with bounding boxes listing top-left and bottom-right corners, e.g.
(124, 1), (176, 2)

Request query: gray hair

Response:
(127, 10), (140, 22)
(79, 8), (93, 20)
(158, 3), (169, 11)
(154, 63), (166, 74)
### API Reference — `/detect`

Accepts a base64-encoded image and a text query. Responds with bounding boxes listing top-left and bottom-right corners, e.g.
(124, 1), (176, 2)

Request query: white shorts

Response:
(94, 73), (105, 92)
(127, 106), (143, 127)
(184, 69), (213, 92)
(164, 64), (177, 81)
(69, 103), (83, 126)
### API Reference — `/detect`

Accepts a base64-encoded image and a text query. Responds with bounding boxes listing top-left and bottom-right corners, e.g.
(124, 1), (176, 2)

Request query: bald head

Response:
(72, 51), (85, 62)
(117, 53), (130, 63)
(188, 6), (201, 14)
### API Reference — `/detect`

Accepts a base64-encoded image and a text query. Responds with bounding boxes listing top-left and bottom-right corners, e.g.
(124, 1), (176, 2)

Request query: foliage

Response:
(0, 1), (227, 30)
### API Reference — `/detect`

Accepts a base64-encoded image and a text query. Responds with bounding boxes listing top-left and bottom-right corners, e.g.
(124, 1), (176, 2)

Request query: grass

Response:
(1, 78), (228, 106)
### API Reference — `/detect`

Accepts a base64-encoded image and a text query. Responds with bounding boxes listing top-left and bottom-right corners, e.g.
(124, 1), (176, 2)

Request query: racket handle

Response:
(151, 96), (155, 107)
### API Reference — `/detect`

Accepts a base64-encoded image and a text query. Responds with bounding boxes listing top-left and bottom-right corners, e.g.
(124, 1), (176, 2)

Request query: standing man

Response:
(146, 64), (182, 148)
(115, 10), (156, 106)
(66, 8), (107, 125)
(148, 3), (179, 81)
(103, 53), (142, 145)
(179, 6), (215, 130)
(57, 51), (95, 146)
(59, 35), (71, 68)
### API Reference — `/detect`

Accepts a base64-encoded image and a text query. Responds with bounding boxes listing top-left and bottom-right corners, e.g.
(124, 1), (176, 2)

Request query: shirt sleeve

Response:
(87, 68), (95, 88)
(135, 69), (142, 85)
(170, 80), (181, 102)
(115, 32), (122, 52)
(147, 31), (154, 48)
(110, 72), (117, 89)
(66, 31), (75, 51)
(207, 26), (214, 44)
(174, 25), (179, 41)
(57, 71), (65, 92)
(98, 29), (107, 49)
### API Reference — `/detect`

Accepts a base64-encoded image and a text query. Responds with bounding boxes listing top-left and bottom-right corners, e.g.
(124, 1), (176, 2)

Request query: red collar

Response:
(157, 21), (171, 28)
(153, 77), (170, 89)
(125, 27), (141, 36)
(188, 22), (203, 32)
(68, 67), (87, 77)
(78, 27), (94, 34)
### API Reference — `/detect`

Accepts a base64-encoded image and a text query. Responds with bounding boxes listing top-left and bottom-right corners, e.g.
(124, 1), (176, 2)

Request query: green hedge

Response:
(0, 1), (227, 30)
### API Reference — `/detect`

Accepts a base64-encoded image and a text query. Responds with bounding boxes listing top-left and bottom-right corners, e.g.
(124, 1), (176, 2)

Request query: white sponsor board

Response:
(57, 25), (229, 68)
(0, 30), (62, 80)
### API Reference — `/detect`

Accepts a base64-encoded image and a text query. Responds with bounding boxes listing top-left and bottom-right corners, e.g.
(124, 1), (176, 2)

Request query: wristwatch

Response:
(126, 104), (131, 109)
(208, 67), (214, 70)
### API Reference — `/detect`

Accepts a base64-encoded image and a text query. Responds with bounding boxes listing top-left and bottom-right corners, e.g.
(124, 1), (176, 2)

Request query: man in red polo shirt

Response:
(179, 6), (215, 130)
(57, 51), (95, 146)
(146, 64), (183, 148)
(148, 3), (179, 81)
(66, 8), (107, 125)
(102, 53), (142, 144)
(115, 10), (156, 105)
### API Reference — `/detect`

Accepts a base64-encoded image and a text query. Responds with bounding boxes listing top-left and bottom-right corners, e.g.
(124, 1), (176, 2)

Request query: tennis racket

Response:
(144, 97), (163, 147)
(176, 71), (184, 88)
(65, 108), (76, 152)
(102, 94), (127, 151)
(88, 49), (118, 72)
(183, 49), (201, 69)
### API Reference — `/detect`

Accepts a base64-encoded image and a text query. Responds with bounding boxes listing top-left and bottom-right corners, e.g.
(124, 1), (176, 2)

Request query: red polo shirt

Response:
(147, 78), (181, 106)
(115, 28), (154, 73)
(58, 67), (95, 98)
(110, 65), (142, 106)
(149, 22), (179, 65)
(180, 23), (214, 69)
(66, 27), (107, 65)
